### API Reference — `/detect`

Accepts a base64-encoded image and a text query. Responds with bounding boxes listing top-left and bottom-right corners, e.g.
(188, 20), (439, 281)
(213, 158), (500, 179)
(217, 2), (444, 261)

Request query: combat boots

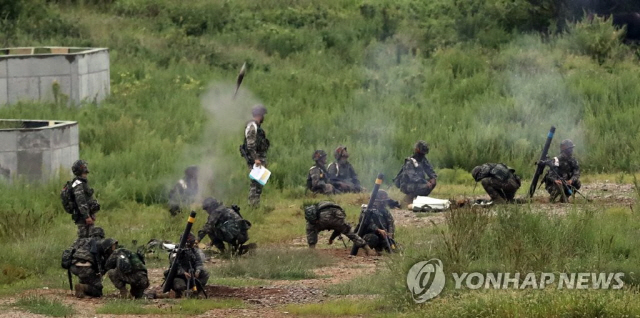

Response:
(74, 284), (88, 298)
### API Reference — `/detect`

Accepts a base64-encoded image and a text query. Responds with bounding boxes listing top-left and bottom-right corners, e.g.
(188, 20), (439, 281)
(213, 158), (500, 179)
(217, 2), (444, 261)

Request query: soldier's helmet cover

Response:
(72, 160), (90, 176)
(334, 146), (348, 160)
(414, 140), (430, 154)
(560, 139), (575, 151)
(313, 150), (327, 161)
(251, 104), (268, 117)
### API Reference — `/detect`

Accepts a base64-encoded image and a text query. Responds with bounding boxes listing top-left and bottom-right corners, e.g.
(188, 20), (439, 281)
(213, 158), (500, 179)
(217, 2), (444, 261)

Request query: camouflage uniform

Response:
(243, 116), (270, 207)
(307, 163), (335, 194)
(305, 201), (365, 248)
(394, 155), (438, 202)
(168, 166), (199, 216)
(198, 198), (250, 253)
(544, 153), (581, 201)
(164, 246), (209, 297)
(68, 237), (116, 298)
(328, 161), (362, 193)
(105, 248), (149, 299)
(357, 202), (395, 252)
(471, 163), (521, 203)
(72, 177), (100, 238)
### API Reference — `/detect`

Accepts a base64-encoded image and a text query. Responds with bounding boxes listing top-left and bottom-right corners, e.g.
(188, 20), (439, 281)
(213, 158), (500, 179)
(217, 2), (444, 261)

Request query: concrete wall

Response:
(0, 47), (110, 106)
(0, 120), (79, 182)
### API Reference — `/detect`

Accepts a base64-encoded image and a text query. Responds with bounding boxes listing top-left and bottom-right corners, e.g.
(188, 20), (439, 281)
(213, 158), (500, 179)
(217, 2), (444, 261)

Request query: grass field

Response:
(1, 0), (640, 317)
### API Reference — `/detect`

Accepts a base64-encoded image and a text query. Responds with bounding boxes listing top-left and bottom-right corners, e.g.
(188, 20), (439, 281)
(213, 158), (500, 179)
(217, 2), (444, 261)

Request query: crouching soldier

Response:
(307, 150), (336, 195)
(304, 201), (367, 250)
(328, 146), (363, 193)
(471, 163), (521, 203)
(66, 235), (117, 298)
(544, 139), (581, 203)
(163, 233), (209, 298)
(197, 197), (254, 255)
(356, 190), (396, 254)
(105, 247), (149, 299)
(393, 141), (437, 205)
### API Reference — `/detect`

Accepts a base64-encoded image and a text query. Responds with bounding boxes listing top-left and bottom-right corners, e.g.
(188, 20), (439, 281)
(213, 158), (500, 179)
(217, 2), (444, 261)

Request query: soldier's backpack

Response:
(60, 180), (76, 215)
(393, 158), (418, 188)
(220, 220), (241, 242)
(490, 164), (512, 182)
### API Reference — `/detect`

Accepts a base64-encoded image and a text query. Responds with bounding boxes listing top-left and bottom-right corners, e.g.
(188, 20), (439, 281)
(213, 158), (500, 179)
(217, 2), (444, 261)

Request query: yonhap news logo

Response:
(407, 259), (625, 303)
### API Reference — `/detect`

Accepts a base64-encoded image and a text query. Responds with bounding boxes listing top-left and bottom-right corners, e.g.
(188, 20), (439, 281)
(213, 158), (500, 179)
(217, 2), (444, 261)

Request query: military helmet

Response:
(100, 238), (118, 253)
(185, 165), (198, 177)
(560, 139), (575, 151)
(313, 150), (327, 161)
(89, 227), (105, 239)
(334, 146), (348, 160)
(251, 104), (268, 117)
(71, 160), (89, 176)
(414, 140), (430, 154)
(375, 189), (390, 202)
(202, 197), (221, 211)
(471, 166), (482, 181)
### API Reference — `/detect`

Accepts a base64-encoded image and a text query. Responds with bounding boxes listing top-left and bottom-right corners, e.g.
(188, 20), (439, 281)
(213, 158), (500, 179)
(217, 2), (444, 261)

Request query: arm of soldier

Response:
(424, 159), (438, 180)
(193, 249), (206, 274)
(245, 123), (259, 161)
(349, 164), (361, 187)
(311, 168), (327, 189)
(73, 182), (91, 221)
(104, 252), (118, 271)
(386, 212), (395, 238)
(570, 158), (580, 184)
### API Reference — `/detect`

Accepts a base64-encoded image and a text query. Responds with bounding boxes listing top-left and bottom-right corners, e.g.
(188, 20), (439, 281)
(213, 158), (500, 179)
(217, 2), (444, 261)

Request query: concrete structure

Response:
(0, 119), (79, 182)
(0, 47), (110, 105)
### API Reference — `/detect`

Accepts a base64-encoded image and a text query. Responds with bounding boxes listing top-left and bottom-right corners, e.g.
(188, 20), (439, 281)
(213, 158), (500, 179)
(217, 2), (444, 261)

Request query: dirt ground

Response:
(1, 182), (636, 318)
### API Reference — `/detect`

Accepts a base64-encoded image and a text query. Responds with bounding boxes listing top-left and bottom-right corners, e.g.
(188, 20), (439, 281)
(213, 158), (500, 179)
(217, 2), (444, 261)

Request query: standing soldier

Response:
(471, 163), (521, 203)
(307, 150), (336, 195)
(70, 160), (101, 238)
(240, 105), (270, 207)
(544, 139), (581, 202)
(393, 141), (438, 205)
(168, 166), (199, 216)
(356, 190), (396, 254)
(327, 146), (363, 193)
(197, 197), (253, 255)
(304, 201), (367, 250)
(105, 247), (149, 299)
(163, 233), (210, 298)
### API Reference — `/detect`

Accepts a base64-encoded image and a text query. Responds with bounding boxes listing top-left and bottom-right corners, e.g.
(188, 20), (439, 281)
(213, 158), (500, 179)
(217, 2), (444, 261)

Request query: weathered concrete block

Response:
(18, 128), (51, 150)
(0, 78), (7, 105)
(39, 75), (71, 102)
(0, 152), (16, 180)
(8, 77), (39, 104)
(0, 129), (17, 151)
(7, 55), (72, 77)
(0, 60), (7, 77)
(86, 51), (110, 73)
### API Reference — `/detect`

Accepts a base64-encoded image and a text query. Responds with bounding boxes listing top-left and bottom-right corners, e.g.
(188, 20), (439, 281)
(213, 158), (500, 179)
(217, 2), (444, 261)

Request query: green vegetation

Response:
(285, 299), (382, 316)
(214, 248), (334, 280)
(13, 295), (75, 317)
(96, 298), (244, 315)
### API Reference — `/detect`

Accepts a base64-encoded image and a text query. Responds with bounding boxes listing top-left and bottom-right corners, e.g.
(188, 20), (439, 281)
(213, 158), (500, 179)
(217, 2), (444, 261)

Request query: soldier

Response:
(68, 235), (117, 298)
(304, 201), (367, 249)
(327, 146), (363, 193)
(307, 150), (336, 195)
(356, 190), (396, 253)
(544, 139), (581, 202)
(197, 197), (253, 255)
(105, 247), (149, 299)
(471, 163), (521, 203)
(70, 160), (101, 238)
(393, 141), (438, 205)
(164, 233), (209, 298)
(241, 105), (270, 207)
(168, 166), (199, 216)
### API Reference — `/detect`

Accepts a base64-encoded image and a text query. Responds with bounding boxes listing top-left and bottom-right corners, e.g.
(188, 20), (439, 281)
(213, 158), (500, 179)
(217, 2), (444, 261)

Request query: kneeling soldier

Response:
(198, 197), (253, 255)
(164, 233), (209, 298)
(106, 247), (149, 299)
(471, 163), (521, 203)
(304, 201), (367, 249)
(357, 190), (396, 253)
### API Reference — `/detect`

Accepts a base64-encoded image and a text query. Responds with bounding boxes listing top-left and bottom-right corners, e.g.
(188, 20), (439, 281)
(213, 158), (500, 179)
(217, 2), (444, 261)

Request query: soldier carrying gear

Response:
(543, 139), (581, 203)
(198, 197), (254, 255)
(168, 166), (199, 216)
(471, 163), (521, 203)
(68, 160), (101, 238)
(327, 146), (363, 193)
(393, 140), (438, 205)
(304, 201), (367, 250)
(105, 246), (149, 299)
(163, 232), (209, 298)
(356, 190), (396, 254)
(307, 150), (337, 195)
(240, 104), (270, 207)
(68, 237), (117, 298)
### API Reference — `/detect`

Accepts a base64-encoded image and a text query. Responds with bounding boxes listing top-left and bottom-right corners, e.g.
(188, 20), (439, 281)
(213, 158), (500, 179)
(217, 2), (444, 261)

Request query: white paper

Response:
(249, 164), (271, 186)
(412, 196), (451, 211)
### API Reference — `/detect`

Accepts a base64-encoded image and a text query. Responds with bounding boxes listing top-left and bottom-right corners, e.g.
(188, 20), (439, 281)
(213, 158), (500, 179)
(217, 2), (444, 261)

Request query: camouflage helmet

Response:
(375, 189), (390, 202)
(334, 146), (348, 160)
(89, 227), (105, 239)
(71, 160), (89, 176)
(312, 150), (327, 162)
(560, 139), (575, 151)
(100, 238), (118, 253)
(185, 165), (198, 178)
(202, 197), (222, 211)
(471, 165), (483, 181)
(251, 104), (268, 117)
(414, 140), (430, 154)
